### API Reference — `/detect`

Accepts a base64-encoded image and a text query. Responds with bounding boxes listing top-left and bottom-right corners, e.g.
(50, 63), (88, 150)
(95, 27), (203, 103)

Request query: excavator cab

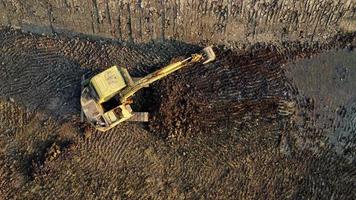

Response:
(80, 46), (216, 131)
(81, 66), (143, 131)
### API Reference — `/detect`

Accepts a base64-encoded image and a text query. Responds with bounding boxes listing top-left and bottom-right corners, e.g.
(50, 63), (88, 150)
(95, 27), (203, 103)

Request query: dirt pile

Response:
(148, 47), (288, 139)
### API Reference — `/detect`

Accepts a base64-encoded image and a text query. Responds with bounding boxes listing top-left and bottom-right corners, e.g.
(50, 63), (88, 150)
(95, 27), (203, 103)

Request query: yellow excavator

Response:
(80, 46), (216, 131)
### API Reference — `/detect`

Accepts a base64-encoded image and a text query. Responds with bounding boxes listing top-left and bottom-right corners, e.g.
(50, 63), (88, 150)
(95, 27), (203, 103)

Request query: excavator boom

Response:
(120, 47), (215, 102)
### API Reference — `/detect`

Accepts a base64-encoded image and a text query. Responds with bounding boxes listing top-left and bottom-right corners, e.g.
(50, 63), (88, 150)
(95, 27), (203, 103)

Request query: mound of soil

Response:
(147, 47), (289, 139)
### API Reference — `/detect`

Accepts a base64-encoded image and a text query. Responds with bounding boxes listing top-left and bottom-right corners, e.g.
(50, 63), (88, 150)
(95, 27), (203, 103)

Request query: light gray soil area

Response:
(0, 0), (355, 199)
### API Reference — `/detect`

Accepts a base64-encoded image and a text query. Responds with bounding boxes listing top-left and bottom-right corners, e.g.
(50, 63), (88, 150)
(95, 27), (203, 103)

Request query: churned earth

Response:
(0, 27), (355, 199)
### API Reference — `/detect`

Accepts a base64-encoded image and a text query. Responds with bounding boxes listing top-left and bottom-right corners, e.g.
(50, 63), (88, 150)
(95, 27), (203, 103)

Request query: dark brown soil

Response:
(0, 27), (355, 199)
(148, 47), (287, 139)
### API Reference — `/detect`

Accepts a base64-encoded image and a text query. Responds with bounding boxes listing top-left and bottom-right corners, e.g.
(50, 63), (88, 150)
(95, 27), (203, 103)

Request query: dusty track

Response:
(0, 28), (355, 199)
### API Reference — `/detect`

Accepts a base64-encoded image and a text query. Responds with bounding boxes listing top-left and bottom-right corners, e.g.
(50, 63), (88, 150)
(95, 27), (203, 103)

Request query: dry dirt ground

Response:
(0, 27), (355, 199)
(1, 0), (355, 44)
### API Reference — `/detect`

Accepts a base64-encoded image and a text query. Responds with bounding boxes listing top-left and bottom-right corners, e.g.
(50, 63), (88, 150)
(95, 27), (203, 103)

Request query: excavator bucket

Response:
(202, 46), (216, 64)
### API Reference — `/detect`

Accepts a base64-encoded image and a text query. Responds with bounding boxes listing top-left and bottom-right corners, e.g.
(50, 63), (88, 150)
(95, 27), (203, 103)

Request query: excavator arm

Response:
(119, 46), (216, 103)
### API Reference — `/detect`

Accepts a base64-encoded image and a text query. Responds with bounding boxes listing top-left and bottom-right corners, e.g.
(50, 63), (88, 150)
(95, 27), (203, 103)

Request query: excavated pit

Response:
(0, 28), (355, 199)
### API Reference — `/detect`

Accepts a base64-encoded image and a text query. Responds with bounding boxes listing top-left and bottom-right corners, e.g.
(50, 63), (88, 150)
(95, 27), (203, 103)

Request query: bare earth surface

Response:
(1, 0), (355, 45)
(0, 28), (355, 199)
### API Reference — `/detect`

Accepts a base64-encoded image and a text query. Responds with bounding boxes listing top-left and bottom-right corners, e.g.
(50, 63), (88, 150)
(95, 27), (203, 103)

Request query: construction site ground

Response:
(0, 27), (355, 199)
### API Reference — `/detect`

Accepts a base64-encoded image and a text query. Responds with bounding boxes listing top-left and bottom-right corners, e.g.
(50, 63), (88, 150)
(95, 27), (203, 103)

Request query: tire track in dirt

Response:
(0, 28), (355, 199)
(0, 37), (83, 118)
(0, 100), (78, 198)
(23, 125), (163, 199)
(0, 101), (31, 130)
